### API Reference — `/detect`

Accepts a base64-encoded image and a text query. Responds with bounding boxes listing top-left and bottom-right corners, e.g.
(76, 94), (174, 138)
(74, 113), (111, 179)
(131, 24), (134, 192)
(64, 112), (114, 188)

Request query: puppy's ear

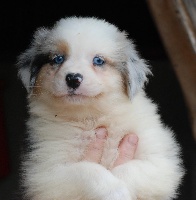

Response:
(125, 42), (152, 98)
(16, 28), (50, 92)
(17, 51), (34, 93)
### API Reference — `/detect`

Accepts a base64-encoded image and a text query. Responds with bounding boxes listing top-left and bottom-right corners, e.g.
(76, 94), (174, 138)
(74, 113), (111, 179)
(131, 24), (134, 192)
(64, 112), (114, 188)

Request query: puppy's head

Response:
(17, 17), (151, 105)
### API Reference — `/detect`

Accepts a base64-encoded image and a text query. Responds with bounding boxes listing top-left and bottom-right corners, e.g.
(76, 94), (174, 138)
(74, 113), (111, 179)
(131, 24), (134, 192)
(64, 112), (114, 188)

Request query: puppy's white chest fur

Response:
(28, 92), (152, 169)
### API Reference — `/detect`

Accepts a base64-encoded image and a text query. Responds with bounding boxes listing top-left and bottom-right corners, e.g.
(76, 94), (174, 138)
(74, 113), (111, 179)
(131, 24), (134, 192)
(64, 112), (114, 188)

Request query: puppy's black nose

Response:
(66, 73), (83, 89)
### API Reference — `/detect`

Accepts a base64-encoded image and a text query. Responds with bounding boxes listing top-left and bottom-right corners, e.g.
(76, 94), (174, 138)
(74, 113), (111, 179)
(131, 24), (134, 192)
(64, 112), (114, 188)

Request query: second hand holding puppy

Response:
(84, 128), (139, 169)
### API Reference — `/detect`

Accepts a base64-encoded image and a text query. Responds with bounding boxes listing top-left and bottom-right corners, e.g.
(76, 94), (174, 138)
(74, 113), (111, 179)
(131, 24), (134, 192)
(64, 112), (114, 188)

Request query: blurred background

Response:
(0, 1), (196, 199)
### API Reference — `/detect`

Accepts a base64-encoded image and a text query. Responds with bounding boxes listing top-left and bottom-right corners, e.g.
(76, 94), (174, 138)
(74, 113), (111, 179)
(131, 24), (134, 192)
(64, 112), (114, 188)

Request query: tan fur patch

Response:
(56, 40), (70, 56)
(31, 41), (69, 97)
(32, 64), (54, 97)
(108, 60), (129, 97)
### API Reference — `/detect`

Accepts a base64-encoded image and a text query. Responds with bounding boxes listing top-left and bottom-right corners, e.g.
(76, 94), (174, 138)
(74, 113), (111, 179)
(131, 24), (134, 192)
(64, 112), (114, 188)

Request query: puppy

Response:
(17, 16), (184, 200)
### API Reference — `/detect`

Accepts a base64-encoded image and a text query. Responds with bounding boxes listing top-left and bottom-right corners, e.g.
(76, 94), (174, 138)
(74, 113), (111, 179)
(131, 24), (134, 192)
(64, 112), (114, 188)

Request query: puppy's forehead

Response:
(52, 17), (127, 55)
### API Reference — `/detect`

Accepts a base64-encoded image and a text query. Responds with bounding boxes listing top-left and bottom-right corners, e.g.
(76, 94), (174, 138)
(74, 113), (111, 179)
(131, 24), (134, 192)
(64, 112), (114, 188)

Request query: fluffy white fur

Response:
(17, 17), (184, 200)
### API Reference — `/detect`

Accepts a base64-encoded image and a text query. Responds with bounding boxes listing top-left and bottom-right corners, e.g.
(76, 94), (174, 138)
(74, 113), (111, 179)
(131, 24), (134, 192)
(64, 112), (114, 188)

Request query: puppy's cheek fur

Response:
(118, 69), (129, 97)
(103, 65), (127, 97)
(31, 65), (56, 97)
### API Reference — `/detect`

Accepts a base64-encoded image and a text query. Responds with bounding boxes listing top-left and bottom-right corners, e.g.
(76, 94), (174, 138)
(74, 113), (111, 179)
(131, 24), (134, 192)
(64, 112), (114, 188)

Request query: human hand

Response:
(84, 127), (138, 168)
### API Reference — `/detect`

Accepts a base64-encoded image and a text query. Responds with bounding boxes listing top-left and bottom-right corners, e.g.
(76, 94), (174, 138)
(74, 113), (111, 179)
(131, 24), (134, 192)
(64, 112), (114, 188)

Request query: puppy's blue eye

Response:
(93, 56), (105, 66)
(53, 55), (65, 64)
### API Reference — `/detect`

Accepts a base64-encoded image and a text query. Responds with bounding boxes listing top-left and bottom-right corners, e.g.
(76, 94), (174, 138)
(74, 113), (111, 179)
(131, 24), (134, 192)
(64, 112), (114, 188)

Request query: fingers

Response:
(83, 130), (138, 168)
(113, 134), (138, 168)
(83, 127), (107, 163)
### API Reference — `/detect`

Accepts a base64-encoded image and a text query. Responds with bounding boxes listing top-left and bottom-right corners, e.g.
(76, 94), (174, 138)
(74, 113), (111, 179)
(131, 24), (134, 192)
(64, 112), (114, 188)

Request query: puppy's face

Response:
(30, 40), (124, 102)
(17, 17), (151, 105)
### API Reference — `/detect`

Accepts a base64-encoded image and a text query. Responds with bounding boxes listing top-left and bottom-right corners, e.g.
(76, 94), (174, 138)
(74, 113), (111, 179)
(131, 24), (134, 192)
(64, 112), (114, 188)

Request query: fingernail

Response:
(128, 134), (138, 145)
(96, 128), (107, 139)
